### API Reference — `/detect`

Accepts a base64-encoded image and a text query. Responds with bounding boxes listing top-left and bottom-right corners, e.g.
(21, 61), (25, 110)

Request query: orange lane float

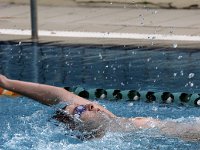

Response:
(0, 87), (20, 96)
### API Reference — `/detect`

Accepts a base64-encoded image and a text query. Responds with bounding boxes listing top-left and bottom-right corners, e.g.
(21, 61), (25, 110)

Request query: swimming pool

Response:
(1, 42), (200, 149)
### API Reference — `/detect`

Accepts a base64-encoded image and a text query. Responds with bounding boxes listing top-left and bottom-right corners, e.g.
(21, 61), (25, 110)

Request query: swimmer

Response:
(0, 74), (200, 141)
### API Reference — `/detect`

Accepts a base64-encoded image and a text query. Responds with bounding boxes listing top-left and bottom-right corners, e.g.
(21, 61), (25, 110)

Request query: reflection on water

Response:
(0, 42), (200, 93)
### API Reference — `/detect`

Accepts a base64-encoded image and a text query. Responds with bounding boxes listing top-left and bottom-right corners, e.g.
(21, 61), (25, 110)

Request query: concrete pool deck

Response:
(0, 2), (200, 48)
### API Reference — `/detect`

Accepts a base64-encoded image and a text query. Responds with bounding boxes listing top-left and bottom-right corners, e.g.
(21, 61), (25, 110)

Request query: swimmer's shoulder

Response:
(129, 117), (161, 129)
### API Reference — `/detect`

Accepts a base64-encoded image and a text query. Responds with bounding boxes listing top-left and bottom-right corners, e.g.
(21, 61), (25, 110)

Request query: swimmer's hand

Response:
(0, 74), (8, 88)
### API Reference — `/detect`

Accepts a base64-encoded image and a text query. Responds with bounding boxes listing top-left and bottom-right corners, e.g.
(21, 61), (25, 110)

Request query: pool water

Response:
(1, 42), (200, 149)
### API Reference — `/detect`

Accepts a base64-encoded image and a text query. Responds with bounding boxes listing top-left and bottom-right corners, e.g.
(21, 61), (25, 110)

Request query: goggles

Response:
(73, 105), (87, 118)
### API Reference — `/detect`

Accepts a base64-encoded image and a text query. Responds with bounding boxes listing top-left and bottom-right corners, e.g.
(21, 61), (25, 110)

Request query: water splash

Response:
(188, 73), (195, 79)
(173, 43), (178, 48)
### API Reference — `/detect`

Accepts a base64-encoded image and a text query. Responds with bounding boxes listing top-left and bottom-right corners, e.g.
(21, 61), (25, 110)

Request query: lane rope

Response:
(1, 86), (200, 106)
(65, 87), (200, 106)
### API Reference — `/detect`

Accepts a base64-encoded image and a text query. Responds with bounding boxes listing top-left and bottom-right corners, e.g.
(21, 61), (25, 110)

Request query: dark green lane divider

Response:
(64, 87), (200, 107)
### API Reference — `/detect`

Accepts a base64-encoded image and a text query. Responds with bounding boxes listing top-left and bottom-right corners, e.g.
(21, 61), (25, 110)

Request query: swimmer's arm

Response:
(132, 117), (200, 141)
(130, 117), (161, 129)
(0, 75), (117, 117)
(158, 120), (200, 141)
(0, 74), (91, 105)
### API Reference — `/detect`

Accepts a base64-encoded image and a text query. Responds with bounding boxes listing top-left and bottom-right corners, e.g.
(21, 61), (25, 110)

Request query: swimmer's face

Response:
(60, 103), (111, 139)
(64, 103), (110, 122)
(78, 104), (105, 122)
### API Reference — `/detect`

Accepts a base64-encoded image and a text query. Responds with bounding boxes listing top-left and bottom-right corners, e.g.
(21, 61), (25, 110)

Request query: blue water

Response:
(1, 42), (200, 149)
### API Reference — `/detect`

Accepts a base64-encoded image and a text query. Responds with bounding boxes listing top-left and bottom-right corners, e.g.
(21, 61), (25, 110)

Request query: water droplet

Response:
(173, 43), (178, 48)
(99, 53), (103, 59)
(189, 82), (194, 87)
(178, 56), (182, 59)
(128, 103), (134, 106)
(173, 73), (177, 77)
(197, 100), (200, 105)
(121, 82), (125, 86)
(180, 70), (184, 76)
(185, 83), (188, 87)
(147, 58), (151, 62)
(132, 51), (136, 55)
(152, 106), (158, 112)
(188, 73), (195, 79)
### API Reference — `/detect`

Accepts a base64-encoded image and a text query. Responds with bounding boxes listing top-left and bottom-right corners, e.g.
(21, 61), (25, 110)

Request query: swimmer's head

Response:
(53, 103), (111, 140)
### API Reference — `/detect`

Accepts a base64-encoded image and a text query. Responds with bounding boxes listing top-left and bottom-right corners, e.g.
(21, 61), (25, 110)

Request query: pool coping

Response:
(0, 4), (200, 49)
(1, 33), (200, 49)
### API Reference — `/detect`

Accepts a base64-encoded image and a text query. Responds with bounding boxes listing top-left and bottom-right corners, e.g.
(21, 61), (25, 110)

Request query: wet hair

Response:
(76, 112), (110, 140)
(52, 106), (110, 140)
(52, 107), (76, 129)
